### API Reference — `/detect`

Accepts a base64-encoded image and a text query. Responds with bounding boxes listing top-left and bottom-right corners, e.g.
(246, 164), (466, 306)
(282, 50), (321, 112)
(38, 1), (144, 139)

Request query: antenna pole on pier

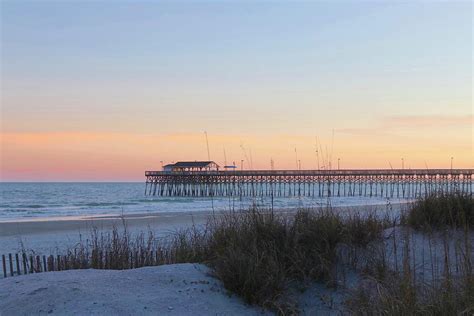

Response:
(223, 147), (227, 167)
(204, 131), (211, 161)
(295, 148), (298, 170)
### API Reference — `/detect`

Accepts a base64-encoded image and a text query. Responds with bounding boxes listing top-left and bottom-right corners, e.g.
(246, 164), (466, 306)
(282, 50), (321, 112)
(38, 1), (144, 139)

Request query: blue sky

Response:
(1, 1), (472, 179)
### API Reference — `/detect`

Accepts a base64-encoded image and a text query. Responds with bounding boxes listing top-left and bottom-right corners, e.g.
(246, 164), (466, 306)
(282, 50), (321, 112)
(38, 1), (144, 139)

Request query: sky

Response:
(1, 0), (472, 181)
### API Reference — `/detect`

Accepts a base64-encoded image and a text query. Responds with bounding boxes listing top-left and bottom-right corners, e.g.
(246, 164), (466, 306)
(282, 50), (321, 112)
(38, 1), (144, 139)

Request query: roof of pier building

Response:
(162, 161), (220, 171)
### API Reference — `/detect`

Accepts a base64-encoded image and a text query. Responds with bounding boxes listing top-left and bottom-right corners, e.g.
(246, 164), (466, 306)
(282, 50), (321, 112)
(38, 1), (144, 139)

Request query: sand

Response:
(0, 211), (213, 255)
(0, 211), (214, 238)
(2, 201), (466, 315)
(0, 263), (266, 315)
(0, 203), (411, 255)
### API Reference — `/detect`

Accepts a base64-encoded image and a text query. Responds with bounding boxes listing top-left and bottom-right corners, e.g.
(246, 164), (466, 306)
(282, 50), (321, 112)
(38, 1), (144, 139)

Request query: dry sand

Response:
(0, 211), (214, 254)
(0, 263), (267, 315)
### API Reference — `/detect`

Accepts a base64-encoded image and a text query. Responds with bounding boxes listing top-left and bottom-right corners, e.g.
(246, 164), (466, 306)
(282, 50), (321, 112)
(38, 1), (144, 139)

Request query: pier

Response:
(145, 168), (473, 199)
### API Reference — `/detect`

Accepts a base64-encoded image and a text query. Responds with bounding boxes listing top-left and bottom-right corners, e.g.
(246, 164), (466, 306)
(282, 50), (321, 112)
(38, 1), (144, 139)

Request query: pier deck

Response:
(145, 169), (473, 198)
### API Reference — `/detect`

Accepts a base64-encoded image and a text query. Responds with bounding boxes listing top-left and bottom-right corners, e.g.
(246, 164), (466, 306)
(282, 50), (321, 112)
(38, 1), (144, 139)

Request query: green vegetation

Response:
(348, 192), (473, 315)
(348, 273), (474, 315)
(205, 209), (381, 312)
(403, 192), (473, 229)
(18, 192), (474, 314)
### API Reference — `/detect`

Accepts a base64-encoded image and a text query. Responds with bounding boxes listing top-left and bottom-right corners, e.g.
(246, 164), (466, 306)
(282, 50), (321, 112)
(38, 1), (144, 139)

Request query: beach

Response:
(1, 197), (471, 315)
(0, 201), (415, 315)
(2, 2), (472, 313)
(0, 263), (267, 315)
(0, 202), (410, 255)
(0, 181), (413, 256)
(0, 211), (211, 255)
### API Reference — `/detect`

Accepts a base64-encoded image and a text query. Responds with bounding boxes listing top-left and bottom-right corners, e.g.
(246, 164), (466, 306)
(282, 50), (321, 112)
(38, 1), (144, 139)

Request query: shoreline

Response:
(0, 197), (406, 224)
(0, 202), (412, 238)
(0, 202), (412, 255)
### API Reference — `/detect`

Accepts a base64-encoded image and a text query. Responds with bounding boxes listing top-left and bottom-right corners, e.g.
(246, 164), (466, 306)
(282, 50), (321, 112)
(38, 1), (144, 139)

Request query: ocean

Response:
(0, 182), (405, 222)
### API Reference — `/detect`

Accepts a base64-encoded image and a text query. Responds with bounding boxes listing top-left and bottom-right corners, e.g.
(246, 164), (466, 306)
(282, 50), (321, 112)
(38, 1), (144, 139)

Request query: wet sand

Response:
(0, 211), (214, 238)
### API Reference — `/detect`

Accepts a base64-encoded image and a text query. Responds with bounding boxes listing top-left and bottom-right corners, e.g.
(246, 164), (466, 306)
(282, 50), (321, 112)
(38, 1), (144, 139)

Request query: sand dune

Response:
(0, 263), (266, 315)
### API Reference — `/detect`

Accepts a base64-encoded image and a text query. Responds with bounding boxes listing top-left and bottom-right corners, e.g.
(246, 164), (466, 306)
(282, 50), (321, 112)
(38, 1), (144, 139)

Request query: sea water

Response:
(0, 182), (411, 222)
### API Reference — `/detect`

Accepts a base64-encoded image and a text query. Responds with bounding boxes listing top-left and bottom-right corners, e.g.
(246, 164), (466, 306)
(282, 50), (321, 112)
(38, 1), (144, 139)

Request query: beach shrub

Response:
(404, 192), (473, 230)
(289, 210), (344, 281)
(341, 212), (388, 247)
(347, 265), (474, 315)
(347, 214), (474, 315)
(206, 209), (292, 311)
(205, 208), (386, 313)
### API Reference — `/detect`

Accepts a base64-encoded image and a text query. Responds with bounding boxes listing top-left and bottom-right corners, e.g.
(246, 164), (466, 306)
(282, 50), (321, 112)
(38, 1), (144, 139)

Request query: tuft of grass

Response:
(342, 212), (388, 248)
(206, 209), (290, 311)
(205, 208), (385, 313)
(347, 266), (474, 315)
(347, 194), (474, 315)
(54, 222), (211, 271)
(403, 192), (473, 230)
(290, 210), (344, 281)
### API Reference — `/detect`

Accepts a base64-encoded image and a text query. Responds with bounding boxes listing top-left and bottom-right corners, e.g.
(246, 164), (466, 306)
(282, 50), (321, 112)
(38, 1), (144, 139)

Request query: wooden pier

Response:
(145, 169), (473, 199)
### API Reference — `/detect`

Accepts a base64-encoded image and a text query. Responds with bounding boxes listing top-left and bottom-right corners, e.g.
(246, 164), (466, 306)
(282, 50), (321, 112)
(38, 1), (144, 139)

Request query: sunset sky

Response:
(1, 1), (472, 181)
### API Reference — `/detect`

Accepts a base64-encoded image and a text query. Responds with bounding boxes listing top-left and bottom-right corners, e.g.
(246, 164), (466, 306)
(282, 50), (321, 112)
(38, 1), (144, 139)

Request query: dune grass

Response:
(204, 208), (389, 312)
(403, 191), (473, 230)
(17, 192), (474, 314)
(21, 208), (381, 313)
(348, 192), (473, 315)
(346, 230), (474, 315)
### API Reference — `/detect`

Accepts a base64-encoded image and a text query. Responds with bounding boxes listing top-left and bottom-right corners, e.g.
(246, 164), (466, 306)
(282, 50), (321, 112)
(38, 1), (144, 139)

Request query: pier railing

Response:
(144, 169), (473, 198)
(146, 169), (473, 177)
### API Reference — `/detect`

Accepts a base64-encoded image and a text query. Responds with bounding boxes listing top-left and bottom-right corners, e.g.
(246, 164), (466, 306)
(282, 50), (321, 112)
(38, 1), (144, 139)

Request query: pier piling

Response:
(144, 169), (473, 199)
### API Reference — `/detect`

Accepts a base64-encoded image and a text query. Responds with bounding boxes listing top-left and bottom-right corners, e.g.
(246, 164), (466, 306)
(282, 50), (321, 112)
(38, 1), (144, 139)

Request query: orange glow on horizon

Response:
(1, 131), (472, 181)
